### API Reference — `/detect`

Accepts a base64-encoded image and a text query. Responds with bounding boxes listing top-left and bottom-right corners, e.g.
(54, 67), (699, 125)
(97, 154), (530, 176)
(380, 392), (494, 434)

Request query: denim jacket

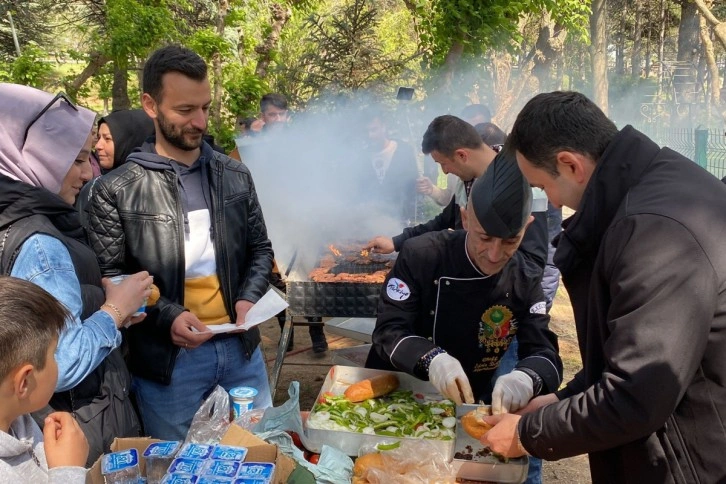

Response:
(10, 234), (120, 391)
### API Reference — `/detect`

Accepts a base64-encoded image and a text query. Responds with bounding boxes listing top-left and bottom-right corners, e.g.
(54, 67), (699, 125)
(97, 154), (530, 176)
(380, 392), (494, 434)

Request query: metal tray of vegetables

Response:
(304, 366), (456, 457)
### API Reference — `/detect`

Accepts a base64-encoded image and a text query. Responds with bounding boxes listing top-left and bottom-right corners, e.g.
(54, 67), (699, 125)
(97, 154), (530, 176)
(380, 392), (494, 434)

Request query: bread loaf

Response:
(461, 406), (493, 440)
(344, 374), (399, 402)
(353, 452), (385, 480)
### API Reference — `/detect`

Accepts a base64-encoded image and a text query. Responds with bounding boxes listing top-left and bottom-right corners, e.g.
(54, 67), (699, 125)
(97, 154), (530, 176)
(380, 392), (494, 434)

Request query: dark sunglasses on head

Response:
(23, 92), (78, 145)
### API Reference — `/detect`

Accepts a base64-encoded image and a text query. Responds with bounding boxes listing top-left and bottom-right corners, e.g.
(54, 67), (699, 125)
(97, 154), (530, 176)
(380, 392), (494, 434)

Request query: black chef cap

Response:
(469, 150), (532, 239)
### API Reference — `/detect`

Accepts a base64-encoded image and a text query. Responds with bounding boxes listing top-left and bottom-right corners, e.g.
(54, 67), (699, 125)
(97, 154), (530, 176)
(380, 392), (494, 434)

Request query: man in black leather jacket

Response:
(86, 45), (274, 440)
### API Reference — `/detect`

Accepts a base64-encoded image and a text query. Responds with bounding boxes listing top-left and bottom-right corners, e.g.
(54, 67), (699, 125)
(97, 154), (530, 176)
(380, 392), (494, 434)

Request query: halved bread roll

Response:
(461, 405), (493, 440)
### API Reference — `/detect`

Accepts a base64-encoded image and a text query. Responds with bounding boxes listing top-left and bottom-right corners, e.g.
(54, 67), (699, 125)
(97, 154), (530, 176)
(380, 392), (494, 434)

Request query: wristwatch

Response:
(516, 367), (544, 396)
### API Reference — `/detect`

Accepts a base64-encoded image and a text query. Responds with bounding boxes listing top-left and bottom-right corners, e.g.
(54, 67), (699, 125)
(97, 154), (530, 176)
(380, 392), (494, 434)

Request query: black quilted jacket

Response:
(86, 143), (273, 385)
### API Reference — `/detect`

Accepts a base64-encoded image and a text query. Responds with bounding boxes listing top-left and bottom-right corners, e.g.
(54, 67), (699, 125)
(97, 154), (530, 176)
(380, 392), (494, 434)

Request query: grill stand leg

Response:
(268, 316), (293, 402)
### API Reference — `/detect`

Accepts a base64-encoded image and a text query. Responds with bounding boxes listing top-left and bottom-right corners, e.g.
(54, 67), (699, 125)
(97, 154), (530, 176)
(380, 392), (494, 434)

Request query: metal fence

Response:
(638, 125), (726, 181)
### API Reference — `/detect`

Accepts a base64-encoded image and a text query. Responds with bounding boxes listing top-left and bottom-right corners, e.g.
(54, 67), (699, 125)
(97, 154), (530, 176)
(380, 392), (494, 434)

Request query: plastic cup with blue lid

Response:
(229, 387), (258, 419)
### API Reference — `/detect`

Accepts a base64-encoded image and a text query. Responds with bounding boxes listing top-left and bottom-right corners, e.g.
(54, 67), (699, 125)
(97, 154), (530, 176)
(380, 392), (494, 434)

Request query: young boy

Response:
(0, 276), (89, 482)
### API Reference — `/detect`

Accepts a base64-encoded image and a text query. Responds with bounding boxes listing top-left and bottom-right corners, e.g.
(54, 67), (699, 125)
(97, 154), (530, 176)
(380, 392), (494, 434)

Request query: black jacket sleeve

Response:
(518, 210), (548, 275)
(513, 272), (563, 394)
(370, 245), (438, 376)
(520, 215), (717, 460)
(235, 174), (274, 305)
(87, 177), (186, 333)
(392, 197), (459, 252)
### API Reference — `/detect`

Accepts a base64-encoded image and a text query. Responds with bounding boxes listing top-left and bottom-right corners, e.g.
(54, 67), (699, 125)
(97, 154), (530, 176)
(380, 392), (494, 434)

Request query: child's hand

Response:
(43, 412), (89, 468)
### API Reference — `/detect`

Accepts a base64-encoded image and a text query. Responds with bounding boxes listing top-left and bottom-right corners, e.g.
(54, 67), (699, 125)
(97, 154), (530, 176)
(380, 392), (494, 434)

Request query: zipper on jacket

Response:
(667, 415), (699, 483)
(210, 158), (249, 358)
(166, 171), (187, 383)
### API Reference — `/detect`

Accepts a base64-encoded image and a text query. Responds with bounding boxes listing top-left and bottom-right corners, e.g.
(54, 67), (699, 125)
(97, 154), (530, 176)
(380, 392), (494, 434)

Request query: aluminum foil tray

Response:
(303, 366), (454, 458)
(451, 404), (529, 483)
(286, 281), (381, 317)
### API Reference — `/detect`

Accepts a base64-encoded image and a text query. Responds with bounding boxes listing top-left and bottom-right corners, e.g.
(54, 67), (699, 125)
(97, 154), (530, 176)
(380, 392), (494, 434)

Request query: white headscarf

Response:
(0, 83), (95, 194)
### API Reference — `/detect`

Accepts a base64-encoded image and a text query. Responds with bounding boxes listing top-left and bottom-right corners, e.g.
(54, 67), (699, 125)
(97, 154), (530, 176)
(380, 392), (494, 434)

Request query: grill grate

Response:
(329, 260), (391, 275)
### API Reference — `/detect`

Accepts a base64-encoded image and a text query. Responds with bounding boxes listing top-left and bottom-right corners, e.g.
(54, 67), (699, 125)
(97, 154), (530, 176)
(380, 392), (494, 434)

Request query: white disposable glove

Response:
(492, 370), (535, 414)
(428, 353), (474, 405)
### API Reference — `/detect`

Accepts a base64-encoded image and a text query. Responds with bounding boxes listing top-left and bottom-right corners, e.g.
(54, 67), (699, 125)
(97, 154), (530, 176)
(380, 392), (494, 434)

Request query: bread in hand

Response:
(461, 405), (493, 440)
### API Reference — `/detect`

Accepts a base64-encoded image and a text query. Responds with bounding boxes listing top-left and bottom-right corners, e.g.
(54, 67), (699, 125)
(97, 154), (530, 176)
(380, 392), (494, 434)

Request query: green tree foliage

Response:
(0, 1), (55, 57)
(8, 42), (53, 87)
(103, 0), (177, 68)
(295, 0), (420, 100)
(408, 0), (590, 66)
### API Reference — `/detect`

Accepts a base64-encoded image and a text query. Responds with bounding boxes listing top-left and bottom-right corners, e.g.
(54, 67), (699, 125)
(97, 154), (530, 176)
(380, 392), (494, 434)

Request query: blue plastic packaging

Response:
(167, 458), (206, 475)
(210, 445), (248, 462)
(197, 476), (234, 484)
(236, 462), (275, 483)
(144, 441), (182, 484)
(160, 474), (198, 484)
(101, 448), (141, 483)
(178, 443), (215, 460)
(202, 459), (240, 478)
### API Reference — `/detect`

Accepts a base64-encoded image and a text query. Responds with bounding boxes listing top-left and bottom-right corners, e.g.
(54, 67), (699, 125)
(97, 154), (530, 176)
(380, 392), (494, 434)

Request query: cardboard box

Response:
(87, 426), (296, 484)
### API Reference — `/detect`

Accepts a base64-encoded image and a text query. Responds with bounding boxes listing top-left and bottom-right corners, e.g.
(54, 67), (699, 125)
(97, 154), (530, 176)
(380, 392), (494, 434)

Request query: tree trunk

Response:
(439, 41), (464, 95)
(657, 0), (667, 96)
(531, 11), (568, 93)
(632, 0), (643, 78)
(699, 9), (721, 106)
(111, 63), (131, 111)
(615, 0), (627, 76)
(677, 1), (700, 64)
(693, 0), (726, 49)
(212, 0), (228, 133)
(65, 51), (110, 99)
(674, 0), (701, 105)
(590, 0), (609, 113)
(255, 3), (291, 79)
(645, 4), (652, 78)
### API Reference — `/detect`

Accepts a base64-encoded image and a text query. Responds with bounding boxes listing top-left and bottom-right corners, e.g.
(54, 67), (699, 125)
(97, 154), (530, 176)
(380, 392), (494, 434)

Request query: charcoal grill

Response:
(284, 246), (395, 318)
(269, 244), (395, 399)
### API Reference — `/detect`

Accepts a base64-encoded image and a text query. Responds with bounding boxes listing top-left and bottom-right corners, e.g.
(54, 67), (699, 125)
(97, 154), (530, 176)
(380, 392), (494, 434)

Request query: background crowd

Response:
(0, 42), (725, 484)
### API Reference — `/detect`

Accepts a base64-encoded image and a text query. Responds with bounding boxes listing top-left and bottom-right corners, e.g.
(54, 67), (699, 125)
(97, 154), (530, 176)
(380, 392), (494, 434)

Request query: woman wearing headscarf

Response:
(77, 110), (155, 228)
(0, 83), (153, 464)
(95, 109), (155, 173)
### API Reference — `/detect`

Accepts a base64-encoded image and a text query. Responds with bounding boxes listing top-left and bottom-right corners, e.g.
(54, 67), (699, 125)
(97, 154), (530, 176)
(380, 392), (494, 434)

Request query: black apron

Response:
(433, 276), (517, 401)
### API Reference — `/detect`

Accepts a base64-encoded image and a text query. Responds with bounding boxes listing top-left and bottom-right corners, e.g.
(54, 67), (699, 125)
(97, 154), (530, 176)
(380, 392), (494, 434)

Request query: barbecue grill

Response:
(269, 243), (395, 399)
(284, 244), (395, 318)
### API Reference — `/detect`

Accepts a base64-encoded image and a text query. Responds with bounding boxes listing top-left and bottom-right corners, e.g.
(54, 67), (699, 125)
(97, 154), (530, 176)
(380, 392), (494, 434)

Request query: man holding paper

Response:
(86, 45), (274, 440)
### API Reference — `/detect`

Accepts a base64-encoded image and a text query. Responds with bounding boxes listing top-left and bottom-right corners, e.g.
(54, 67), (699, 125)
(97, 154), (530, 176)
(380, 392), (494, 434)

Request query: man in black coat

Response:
(482, 91), (726, 484)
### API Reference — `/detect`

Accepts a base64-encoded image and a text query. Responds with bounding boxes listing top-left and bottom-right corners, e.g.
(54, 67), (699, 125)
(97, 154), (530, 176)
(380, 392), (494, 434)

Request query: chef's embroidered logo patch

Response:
(386, 278), (411, 301)
(478, 305), (516, 353)
(529, 301), (546, 314)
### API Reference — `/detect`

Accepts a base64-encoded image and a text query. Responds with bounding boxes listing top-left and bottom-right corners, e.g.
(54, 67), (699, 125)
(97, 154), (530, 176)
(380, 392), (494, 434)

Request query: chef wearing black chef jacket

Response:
(366, 150), (562, 411)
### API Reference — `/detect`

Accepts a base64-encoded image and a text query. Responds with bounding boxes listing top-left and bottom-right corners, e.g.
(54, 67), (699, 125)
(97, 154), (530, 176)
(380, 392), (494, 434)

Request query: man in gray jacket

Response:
(482, 91), (726, 483)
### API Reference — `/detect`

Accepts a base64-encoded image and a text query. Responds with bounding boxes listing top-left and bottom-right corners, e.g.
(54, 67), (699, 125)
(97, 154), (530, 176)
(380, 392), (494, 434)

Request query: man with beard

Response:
(86, 45), (274, 440)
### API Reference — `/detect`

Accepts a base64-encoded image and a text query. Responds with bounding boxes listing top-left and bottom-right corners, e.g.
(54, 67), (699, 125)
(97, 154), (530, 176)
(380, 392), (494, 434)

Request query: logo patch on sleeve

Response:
(386, 278), (411, 301)
(529, 301), (546, 314)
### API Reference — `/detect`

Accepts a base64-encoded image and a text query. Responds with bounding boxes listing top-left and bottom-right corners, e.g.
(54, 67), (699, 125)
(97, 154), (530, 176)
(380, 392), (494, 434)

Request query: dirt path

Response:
(260, 283), (592, 482)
